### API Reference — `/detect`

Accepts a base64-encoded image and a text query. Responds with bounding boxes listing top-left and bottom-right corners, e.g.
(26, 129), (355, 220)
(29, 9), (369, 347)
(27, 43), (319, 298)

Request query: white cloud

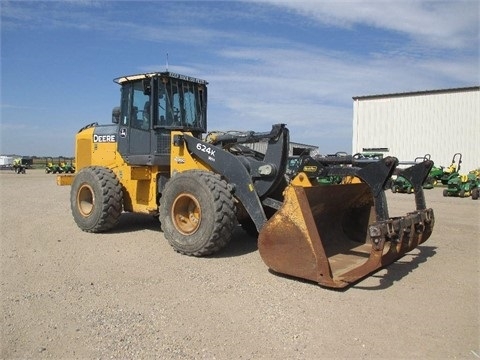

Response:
(196, 39), (477, 150)
(258, 0), (479, 49)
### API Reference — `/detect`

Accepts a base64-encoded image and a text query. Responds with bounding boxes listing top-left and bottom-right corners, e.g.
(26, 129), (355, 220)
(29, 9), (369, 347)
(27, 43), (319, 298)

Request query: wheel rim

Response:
(171, 193), (201, 235)
(77, 184), (95, 217)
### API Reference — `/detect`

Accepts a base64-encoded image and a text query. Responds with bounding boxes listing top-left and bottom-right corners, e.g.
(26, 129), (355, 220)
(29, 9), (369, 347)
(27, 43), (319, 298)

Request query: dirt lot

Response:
(1, 169), (478, 359)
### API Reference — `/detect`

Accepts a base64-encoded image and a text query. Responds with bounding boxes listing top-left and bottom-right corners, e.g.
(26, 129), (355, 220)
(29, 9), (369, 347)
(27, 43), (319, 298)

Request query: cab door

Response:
(117, 81), (152, 163)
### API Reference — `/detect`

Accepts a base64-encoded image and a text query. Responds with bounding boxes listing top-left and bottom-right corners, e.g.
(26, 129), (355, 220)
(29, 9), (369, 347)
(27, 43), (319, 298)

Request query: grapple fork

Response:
(258, 158), (435, 288)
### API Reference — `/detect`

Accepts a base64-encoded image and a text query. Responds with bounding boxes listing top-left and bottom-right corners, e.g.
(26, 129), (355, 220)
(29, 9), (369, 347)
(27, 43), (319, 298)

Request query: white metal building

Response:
(352, 86), (480, 172)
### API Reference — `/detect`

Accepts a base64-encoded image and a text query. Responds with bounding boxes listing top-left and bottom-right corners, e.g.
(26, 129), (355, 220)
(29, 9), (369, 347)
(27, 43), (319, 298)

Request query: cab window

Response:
(157, 78), (206, 130)
(131, 82), (150, 130)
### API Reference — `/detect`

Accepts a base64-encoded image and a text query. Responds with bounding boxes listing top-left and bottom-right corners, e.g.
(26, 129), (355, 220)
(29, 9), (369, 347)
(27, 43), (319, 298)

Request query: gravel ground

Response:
(1, 169), (479, 359)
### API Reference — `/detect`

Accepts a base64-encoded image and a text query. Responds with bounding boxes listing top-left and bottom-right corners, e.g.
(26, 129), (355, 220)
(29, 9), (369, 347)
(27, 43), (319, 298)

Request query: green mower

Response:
(472, 187), (480, 200)
(45, 157), (63, 174)
(469, 170), (480, 200)
(443, 171), (478, 198)
(391, 175), (414, 193)
(424, 153), (462, 188)
(59, 157), (75, 174)
(391, 155), (431, 193)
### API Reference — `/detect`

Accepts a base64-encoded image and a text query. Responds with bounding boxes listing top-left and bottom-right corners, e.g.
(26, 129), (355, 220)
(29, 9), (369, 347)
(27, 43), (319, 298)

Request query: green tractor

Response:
(443, 171), (478, 198)
(438, 153), (462, 185)
(424, 153), (462, 188)
(472, 187), (480, 200)
(469, 170), (480, 200)
(440, 153), (462, 185)
(391, 155), (431, 193)
(45, 157), (63, 174)
(391, 175), (414, 193)
(423, 168), (441, 189)
(59, 157), (76, 174)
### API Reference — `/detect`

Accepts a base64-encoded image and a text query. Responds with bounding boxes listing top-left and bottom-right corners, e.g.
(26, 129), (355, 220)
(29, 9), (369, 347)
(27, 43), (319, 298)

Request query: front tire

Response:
(70, 166), (123, 232)
(159, 170), (236, 256)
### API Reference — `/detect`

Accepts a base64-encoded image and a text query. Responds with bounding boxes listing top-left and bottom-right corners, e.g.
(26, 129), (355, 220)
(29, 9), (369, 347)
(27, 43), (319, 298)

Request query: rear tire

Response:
(424, 176), (434, 188)
(159, 170), (236, 256)
(70, 166), (123, 232)
(472, 188), (479, 200)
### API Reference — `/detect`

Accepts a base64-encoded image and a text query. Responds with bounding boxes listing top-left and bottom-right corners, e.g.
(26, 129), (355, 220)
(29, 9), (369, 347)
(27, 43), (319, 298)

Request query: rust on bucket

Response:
(258, 182), (434, 288)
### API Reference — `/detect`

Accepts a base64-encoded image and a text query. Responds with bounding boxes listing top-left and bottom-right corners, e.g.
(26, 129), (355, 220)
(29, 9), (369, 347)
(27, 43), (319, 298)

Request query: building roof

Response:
(290, 141), (318, 149)
(352, 86), (479, 100)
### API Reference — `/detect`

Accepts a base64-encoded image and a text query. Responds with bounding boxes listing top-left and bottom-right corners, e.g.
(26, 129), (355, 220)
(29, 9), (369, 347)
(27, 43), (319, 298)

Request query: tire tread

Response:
(71, 166), (123, 233)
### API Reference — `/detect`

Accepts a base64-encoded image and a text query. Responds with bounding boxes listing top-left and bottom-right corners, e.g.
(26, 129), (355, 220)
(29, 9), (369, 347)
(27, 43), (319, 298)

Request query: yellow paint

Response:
(56, 174), (74, 186)
(62, 129), (214, 215)
(341, 176), (362, 184)
(290, 173), (313, 187)
(169, 131), (210, 173)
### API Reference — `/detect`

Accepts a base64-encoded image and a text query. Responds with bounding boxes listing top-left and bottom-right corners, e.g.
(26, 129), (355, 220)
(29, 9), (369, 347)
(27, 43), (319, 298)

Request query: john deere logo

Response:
(93, 134), (116, 143)
(303, 166), (317, 172)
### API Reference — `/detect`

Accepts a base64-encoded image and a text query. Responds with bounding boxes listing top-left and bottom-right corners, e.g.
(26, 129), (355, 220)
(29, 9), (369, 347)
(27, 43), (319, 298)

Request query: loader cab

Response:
(112, 72), (208, 166)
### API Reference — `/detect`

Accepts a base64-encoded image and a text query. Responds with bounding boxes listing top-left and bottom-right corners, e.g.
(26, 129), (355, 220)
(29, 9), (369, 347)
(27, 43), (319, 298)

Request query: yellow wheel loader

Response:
(57, 71), (435, 288)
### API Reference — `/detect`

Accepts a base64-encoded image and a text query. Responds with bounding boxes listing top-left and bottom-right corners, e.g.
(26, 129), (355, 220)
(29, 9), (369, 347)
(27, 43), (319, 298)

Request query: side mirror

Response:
(112, 106), (121, 124)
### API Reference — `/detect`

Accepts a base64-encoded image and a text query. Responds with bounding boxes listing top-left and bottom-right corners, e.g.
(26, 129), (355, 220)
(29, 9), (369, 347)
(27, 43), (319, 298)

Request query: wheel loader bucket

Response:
(258, 176), (434, 288)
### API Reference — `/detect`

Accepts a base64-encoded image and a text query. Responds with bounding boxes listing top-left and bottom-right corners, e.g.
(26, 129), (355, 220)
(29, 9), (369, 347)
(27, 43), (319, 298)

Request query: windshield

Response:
(158, 77), (207, 131)
(119, 75), (208, 133)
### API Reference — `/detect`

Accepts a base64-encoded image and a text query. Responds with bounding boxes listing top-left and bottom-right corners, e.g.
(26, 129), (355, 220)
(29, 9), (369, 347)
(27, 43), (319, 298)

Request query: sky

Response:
(1, 0), (479, 157)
